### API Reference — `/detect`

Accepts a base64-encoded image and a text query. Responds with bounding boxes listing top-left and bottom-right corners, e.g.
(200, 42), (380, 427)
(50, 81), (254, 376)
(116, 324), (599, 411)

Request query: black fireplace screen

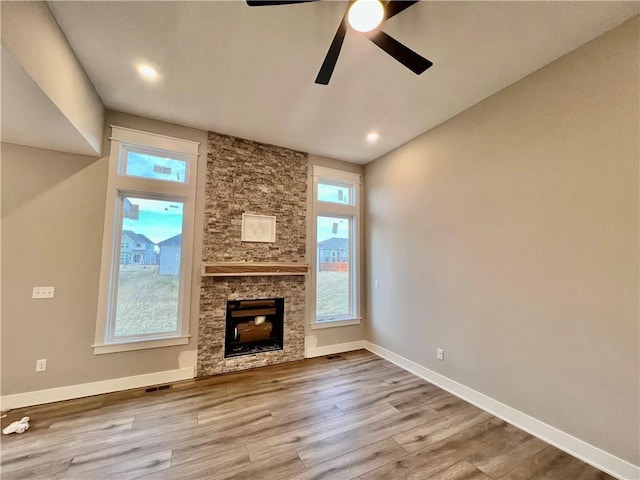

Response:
(224, 298), (284, 358)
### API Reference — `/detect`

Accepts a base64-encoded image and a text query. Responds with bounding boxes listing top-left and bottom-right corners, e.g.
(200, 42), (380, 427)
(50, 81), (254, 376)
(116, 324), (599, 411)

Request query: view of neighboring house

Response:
(121, 230), (157, 265)
(158, 234), (182, 275)
(318, 237), (349, 271)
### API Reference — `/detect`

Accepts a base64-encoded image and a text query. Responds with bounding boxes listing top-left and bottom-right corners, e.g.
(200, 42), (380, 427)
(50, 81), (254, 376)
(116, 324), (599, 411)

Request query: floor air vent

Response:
(145, 384), (171, 393)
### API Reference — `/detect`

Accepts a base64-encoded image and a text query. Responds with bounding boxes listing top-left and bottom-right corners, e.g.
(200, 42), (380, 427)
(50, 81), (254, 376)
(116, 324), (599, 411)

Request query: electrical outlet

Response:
(436, 348), (444, 361)
(32, 287), (55, 299)
(375, 280), (380, 288)
(36, 359), (47, 372)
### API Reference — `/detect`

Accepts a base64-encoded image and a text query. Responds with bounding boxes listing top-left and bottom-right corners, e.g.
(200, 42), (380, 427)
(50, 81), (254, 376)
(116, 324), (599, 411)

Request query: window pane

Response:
(318, 182), (351, 205)
(316, 216), (351, 320)
(114, 196), (184, 337)
(125, 150), (187, 183)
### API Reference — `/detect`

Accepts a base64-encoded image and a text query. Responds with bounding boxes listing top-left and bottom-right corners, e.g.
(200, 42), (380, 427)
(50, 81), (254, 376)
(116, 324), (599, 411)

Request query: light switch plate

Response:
(32, 287), (55, 299)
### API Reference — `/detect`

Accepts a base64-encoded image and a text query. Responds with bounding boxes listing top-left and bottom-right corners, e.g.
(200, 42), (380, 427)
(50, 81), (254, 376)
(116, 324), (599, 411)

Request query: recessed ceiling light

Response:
(348, 0), (384, 33)
(137, 64), (159, 80)
(367, 132), (379, 143)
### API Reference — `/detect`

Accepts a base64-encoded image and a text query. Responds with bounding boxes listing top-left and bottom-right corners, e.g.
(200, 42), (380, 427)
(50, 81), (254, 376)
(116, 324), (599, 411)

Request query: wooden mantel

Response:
(201, 262), (309, 277)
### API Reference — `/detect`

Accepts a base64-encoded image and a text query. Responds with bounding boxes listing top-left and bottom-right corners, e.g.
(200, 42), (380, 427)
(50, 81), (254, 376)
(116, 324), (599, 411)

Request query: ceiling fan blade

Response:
(367, 30), (432, 74)
(382, 1), (419, 21)
(246, 0), (317, 6)
(314, 7), (350, 85)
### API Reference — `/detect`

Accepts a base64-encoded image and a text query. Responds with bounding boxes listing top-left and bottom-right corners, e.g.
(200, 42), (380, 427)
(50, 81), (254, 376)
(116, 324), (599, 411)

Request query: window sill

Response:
(93, 335), (191, 355)
(310, 318), (361, 330)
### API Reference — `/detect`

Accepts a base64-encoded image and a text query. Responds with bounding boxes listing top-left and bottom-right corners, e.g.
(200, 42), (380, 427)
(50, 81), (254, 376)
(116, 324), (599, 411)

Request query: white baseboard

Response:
(364, 341), (639, 480)
(0, 367), (195, 411)
(305, 340), (366, 358)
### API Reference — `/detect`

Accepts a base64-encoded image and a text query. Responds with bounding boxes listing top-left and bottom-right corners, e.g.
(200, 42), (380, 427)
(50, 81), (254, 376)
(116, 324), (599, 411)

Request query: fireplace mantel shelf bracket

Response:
(201, 262), (309, 277)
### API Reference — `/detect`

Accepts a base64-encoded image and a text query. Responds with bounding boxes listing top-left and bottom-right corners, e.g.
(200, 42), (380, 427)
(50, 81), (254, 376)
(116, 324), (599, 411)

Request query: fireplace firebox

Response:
(224, 298), (284, 358)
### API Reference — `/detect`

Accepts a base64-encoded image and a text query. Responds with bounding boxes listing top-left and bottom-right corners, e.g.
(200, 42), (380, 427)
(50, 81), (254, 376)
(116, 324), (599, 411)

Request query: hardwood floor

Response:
(0, 350), (613, 480)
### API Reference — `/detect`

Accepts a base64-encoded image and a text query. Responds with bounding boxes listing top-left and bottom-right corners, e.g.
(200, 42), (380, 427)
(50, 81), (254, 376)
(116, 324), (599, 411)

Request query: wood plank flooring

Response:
(0, 350), (613, 480)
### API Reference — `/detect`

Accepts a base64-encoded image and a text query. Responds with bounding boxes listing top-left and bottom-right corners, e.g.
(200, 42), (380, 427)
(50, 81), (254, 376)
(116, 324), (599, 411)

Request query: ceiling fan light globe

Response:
(348, 0), (384, 33)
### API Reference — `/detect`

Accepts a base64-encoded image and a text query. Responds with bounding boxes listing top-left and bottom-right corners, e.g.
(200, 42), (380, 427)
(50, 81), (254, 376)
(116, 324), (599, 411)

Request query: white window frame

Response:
(94, 126), (199, 354)
(311, 165), (361, 329)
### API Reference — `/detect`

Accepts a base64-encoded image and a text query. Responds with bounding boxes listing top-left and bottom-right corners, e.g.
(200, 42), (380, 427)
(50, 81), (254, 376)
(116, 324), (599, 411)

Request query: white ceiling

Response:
(19, 2), (640, 163)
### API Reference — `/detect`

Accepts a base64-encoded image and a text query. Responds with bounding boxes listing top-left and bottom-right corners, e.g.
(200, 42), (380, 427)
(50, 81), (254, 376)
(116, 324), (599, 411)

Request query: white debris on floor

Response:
(2, 416), (30, 434)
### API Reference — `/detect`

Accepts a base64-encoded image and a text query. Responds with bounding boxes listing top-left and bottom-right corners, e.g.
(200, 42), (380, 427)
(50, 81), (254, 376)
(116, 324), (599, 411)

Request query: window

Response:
(94, 126), (199, 354)
(318, 181), (351, 205)
(311, 166), (361, 328)
(124, 148), (187, 183)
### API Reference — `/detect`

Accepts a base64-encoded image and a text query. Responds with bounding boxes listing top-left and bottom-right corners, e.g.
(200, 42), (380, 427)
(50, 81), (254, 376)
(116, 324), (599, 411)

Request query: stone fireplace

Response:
(197, 132), (307, 376)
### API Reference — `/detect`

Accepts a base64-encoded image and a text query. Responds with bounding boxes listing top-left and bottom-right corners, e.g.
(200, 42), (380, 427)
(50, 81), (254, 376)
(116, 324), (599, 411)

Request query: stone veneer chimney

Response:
(197, 132), (307, 376)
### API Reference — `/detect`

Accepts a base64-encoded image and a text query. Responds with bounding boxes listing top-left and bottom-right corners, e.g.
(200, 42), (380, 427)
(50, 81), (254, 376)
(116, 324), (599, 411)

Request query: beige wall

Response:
(305, 155), (366, 348)
(1, 110), (207, 396)
(364, 17), (639, 465)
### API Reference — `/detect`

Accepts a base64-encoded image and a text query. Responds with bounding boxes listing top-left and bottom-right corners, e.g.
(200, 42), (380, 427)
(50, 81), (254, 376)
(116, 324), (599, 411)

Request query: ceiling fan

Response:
(246, 0), (433, 85)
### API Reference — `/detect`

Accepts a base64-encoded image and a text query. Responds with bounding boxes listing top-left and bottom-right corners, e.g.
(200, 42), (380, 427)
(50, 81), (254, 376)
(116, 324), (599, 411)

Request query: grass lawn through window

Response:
(316, 270), (350, 320)
(115, 265), (179, 336)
